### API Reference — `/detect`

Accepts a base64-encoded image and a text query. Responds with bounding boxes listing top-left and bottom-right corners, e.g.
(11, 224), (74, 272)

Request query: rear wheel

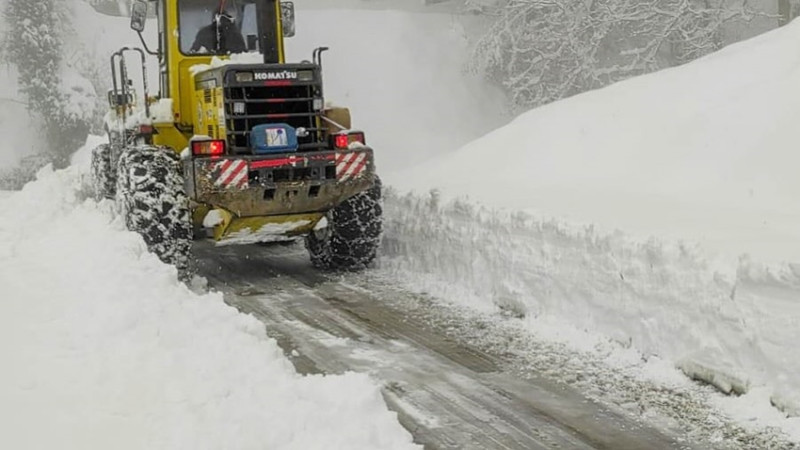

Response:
(306, 178), (383, 270)
(90, 144), (116, 201)
(116, 145), (192, 276)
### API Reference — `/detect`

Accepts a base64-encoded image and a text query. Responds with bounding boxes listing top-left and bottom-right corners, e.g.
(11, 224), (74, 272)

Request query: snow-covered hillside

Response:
(388, 21), (800, 264)
(381, 17), (800, 440)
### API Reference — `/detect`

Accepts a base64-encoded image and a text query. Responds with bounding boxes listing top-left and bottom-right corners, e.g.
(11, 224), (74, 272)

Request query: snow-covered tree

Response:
(2, 0), (91, 168)
(472, 0), (760, 111)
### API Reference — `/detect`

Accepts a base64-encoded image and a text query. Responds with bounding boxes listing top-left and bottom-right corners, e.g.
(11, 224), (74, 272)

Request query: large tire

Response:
(90, 144), (116, 201)
(306, 178), (383, 270)
(116, 146), (192, 276)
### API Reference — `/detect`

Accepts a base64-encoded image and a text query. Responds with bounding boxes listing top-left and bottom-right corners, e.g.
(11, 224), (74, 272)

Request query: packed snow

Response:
(0, 138), (417, 449)
(381, 16), (800, 441)
(188, 53), (266, 76)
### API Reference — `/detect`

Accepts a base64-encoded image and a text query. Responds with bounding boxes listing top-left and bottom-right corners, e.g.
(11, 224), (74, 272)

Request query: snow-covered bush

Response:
(472, 0), (761, 111)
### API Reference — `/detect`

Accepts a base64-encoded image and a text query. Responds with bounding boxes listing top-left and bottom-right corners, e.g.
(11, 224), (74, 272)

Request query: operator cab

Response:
(130, 0), (293, 98)
(129, 0), (296, 133)
(170, 0), (292, 61)
(179, 0), (258, 55)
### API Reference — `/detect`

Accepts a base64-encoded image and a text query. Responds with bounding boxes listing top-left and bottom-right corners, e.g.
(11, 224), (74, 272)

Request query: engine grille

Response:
(224, 83), (327, 154)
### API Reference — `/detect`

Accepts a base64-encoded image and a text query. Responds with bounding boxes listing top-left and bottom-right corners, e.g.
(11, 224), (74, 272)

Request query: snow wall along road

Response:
(379, 15), (800, 432)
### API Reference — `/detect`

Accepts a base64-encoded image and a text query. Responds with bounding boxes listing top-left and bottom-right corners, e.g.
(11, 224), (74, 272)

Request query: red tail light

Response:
(334, 134), (349, 149)
(332, 132), (366, 150)
(209, 141), (224, 155)
(192, 139), (226, 156)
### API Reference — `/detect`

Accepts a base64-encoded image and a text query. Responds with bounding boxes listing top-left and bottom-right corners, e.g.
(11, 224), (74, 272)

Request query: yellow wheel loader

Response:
(91, 0), (382, 276)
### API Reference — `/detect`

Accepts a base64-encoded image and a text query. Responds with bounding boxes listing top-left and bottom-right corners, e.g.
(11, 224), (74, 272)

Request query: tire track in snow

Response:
(194, 241), (689, 450)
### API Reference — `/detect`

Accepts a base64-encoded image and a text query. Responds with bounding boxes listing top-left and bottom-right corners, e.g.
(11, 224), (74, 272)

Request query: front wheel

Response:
(306, 179), (383, 271)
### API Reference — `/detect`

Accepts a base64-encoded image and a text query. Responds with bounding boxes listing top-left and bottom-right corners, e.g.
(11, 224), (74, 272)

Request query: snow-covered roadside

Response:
(380, 18), (800, 442)
(0, 137), (417, 449)
(380, 191), (800, 440)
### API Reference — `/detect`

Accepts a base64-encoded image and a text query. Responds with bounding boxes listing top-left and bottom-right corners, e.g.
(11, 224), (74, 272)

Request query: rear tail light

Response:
(138, 124), (154, 135)
(332, 132), (365, 150)
(192, 139), (225, 156)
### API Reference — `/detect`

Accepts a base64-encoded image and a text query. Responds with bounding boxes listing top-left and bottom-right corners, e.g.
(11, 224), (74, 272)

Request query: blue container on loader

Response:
(250, 123), (298, 154)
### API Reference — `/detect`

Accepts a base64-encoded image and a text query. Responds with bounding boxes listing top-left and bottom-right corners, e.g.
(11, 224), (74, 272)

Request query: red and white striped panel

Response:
(213, 159), (249, 190)
(335, 152), (368, 181)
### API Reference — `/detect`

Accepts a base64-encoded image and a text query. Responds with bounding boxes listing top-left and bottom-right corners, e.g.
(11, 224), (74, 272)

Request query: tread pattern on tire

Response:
(306, 178), (383, 271)
(116, 145), (192, 275)
(90, 144), (116, 201)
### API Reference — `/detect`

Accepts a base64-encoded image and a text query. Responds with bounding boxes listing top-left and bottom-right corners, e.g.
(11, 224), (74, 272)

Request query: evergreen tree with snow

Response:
(2, 0), (90, 169)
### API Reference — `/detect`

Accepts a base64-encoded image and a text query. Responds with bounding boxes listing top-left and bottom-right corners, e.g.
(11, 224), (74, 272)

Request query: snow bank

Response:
(0, 138), (416, 449)
(381, 191), (800, 435)
(381, 18), (800, 437)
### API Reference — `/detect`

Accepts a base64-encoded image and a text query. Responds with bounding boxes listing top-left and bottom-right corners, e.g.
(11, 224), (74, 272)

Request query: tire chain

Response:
(90, 144), (116, 201)
(306, 179), (383, 270)
(115, 146), (192, 277)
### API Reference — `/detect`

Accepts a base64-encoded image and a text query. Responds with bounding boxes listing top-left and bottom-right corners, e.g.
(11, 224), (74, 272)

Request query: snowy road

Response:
(195, 242), (690, 450)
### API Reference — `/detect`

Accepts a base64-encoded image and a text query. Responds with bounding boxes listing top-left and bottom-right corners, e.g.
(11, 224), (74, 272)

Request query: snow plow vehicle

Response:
(91, 0), (382, 276)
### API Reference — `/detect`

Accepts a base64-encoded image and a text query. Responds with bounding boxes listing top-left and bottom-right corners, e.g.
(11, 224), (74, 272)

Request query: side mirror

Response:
(281, 2), (296, 38)
(130, 0), (148, 32)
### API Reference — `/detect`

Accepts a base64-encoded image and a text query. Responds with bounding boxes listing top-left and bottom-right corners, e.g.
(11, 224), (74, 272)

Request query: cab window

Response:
(178, 0), (259, 55)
